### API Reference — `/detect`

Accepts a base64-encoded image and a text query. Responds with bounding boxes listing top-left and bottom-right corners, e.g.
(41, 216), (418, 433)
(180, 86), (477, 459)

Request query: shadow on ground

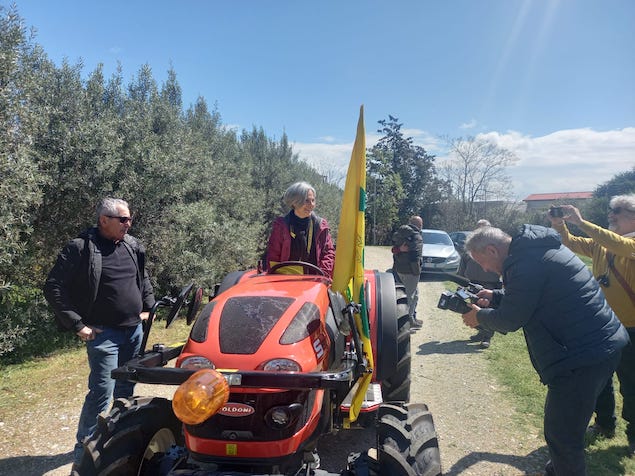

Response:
(443, 446), (550, 476)
(0, 452), (72, 476)
(417, 339), (485, 356)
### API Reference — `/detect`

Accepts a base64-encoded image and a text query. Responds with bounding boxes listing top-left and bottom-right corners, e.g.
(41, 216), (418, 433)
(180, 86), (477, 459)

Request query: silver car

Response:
(420, 229), (462, 275)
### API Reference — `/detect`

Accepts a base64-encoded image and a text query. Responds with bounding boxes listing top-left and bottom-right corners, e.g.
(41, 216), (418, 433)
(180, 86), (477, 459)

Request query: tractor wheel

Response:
(344, 403), (442, 476)
(380, 285), (411, 402)
(75, 397), (184, 476)
(376, 403), (442, 476)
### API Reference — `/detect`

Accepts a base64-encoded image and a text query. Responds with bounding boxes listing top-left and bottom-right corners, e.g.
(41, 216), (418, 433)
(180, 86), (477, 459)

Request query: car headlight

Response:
(446, 251), (461, 265)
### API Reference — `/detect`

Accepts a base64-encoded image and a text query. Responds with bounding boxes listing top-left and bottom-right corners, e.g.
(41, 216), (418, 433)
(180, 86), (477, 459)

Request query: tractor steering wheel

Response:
(267, 260), (326, 276)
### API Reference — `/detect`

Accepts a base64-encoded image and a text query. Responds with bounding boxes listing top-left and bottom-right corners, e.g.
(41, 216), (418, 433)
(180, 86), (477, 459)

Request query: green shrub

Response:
(0, 285), (77, 364)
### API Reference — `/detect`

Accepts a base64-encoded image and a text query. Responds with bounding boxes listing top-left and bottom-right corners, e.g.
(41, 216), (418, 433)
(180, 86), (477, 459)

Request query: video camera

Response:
(436, 274), (484, 314)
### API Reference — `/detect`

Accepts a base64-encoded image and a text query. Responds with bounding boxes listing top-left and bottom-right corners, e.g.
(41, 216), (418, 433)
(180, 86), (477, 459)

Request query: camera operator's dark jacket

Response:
(477, 224), (629, 384)
(44, 227), (155, 332)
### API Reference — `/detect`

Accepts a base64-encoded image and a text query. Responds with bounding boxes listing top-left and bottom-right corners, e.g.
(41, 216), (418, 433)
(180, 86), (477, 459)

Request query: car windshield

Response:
(422, 232), (453, 246)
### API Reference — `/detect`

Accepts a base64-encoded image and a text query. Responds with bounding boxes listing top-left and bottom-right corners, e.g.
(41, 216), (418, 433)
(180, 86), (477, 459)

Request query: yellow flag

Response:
(332, 105), (372, 422)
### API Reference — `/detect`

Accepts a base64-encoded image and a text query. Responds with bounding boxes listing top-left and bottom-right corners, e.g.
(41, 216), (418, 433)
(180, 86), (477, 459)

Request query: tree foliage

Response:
(367, 115), (444, 243)
(0, 5), (343, 362)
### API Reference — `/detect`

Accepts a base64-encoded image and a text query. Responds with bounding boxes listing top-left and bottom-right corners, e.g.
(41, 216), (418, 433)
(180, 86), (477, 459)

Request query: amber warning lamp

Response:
(172, 368), (230, 425)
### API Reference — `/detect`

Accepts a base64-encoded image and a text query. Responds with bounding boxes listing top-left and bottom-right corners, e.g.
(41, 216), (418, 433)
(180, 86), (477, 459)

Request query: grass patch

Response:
(486, 329), (635, 474)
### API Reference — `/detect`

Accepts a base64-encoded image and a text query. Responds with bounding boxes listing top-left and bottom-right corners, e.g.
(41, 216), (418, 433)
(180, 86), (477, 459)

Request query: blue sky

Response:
(10, 0), (635, 200)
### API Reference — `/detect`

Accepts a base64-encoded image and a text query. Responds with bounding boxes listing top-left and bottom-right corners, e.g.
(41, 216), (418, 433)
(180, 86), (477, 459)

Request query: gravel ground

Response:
(0, 246), (548, 475)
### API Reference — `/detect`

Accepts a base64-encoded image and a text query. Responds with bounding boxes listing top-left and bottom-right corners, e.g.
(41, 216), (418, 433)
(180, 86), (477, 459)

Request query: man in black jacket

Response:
(392, 215), (424, 329)
(461, 224), (628, 476)
(44, 197), (155, 468)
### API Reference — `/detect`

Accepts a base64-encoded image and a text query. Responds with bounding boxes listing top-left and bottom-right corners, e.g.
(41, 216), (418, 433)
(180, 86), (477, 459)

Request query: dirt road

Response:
(0, 246), (548, 475)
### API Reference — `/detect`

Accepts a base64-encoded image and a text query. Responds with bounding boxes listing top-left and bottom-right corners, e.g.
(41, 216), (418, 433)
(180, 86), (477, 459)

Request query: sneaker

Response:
(586, 423), (616, 439)
(479, 338), (491, 349)
(410, 318), (423, 329)
(469, 332), (484, 342)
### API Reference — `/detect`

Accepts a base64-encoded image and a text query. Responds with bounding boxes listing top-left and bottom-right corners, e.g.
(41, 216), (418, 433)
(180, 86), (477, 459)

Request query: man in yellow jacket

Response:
(549, 194), (635, 453)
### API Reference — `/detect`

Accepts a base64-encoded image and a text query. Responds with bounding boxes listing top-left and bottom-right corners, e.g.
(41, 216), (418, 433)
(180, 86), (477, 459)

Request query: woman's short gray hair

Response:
(96, 198), (129, 222)
(610, 194), (635, 213)
(465, 226), (511, 254)
(283, 182), (316, 210)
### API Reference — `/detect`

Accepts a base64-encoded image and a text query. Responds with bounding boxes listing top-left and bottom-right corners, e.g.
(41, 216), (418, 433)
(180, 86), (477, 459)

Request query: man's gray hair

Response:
(610, 193), (635, 213)
(465, 226), (511, 254)
(476, 219), (491, 227)
(96, 198), (129, 222)
(283, 182), (316, 210)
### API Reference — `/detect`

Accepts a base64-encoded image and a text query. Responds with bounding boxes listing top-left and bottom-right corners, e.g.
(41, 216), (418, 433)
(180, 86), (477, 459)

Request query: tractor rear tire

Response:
(75, 396), (183, 476)
(380, 285), (411, 402)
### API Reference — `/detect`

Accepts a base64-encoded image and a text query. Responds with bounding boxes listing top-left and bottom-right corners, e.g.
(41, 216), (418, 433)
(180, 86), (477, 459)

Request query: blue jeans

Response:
(73, 324), (142, 464)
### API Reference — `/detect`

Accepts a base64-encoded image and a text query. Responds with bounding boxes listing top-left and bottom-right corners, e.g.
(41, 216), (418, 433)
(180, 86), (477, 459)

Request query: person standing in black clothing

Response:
(392, 215), (424, 329)
(44, 198), (155, 468)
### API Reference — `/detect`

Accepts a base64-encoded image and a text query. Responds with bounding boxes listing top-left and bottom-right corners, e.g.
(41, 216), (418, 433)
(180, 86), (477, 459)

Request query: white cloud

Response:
(459, 119), (478, 130)
(293, 127), (634, 200)
(479, 127), (635, 199)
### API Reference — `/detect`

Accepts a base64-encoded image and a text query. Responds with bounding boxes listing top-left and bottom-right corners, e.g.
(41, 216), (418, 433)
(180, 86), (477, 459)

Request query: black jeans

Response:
(593, 328), (635, 440)
(544, 353), (621, 475)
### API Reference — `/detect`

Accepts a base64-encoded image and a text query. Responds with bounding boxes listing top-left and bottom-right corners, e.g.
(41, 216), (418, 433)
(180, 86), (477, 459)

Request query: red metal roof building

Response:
(522, 192), (593, 212)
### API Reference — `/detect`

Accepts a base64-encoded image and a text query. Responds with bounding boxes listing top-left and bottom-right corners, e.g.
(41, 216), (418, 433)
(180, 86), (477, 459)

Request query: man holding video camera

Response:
(461, 224), (628, 476)
(548, 194), (635, 453)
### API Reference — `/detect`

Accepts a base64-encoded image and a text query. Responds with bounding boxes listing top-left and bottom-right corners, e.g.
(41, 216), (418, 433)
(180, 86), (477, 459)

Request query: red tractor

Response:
(75, 261), (442, 475)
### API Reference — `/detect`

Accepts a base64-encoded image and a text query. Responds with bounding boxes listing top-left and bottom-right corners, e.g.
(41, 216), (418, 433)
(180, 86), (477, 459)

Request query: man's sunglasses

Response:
(107, 215), (133, 224)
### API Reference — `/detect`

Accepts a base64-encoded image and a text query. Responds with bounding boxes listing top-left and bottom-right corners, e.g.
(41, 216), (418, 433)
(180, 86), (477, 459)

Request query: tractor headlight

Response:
(179, 356), (215, 370)
(172, 368), (229, 425)
(261, 358), (301, 372)
(265, 403), (303, 429)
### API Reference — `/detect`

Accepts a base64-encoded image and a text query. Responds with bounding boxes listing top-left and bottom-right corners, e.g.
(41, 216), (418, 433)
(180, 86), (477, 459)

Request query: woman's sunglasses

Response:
(608, 206), (634, 215)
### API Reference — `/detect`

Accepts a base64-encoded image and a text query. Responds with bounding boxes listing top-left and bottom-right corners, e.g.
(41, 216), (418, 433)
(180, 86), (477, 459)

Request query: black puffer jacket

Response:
(44, 227), (155, 332)
(392, 224), (423, 275)
(478, 224), (629, 384)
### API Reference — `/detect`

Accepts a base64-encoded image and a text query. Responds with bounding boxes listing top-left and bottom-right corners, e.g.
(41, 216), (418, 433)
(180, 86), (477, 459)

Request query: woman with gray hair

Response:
(265, 181), (335, 277)
(549, 193), (635, 452)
